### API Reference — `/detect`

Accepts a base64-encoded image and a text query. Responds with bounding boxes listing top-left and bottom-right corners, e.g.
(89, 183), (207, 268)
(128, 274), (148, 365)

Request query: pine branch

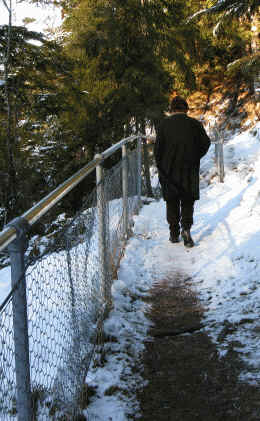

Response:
(189, 0), (259, 21)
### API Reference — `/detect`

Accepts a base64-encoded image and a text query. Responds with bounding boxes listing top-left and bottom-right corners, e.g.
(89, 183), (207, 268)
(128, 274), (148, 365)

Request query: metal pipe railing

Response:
(101, 135), (138, 159)
(0, 134), (145, 253)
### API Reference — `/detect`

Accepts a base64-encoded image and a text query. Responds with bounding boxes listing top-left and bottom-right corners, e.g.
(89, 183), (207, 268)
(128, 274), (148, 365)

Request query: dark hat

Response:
(170, 96), (189, 112)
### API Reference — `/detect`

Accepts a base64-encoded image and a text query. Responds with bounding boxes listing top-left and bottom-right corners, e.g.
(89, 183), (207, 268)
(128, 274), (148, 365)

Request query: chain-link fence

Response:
(0, 135), (157, 421)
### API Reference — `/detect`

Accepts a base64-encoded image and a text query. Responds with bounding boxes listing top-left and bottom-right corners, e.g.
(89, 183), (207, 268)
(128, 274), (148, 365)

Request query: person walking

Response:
(154, 95), (210, 247)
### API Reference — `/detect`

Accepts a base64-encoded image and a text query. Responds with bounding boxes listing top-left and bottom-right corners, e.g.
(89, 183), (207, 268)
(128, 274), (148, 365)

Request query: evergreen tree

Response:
(62, 0), (198, 153)
(190, 1), (260, 94)
(0, 23), (76, 222)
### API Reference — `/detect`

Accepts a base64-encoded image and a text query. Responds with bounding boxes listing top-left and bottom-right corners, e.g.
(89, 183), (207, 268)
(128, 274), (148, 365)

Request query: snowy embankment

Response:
(86, 122), (260, 420)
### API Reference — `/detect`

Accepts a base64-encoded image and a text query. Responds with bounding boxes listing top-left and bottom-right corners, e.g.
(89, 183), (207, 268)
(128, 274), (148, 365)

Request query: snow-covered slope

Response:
(86, 122), (260, 419)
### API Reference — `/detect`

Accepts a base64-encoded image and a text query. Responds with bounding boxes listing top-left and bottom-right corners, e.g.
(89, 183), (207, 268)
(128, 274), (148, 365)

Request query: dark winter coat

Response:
(154, 113), (210, 201)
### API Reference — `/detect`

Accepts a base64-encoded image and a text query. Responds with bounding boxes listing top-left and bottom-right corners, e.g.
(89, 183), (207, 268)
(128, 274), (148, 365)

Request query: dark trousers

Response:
(166, 196), (195, 235)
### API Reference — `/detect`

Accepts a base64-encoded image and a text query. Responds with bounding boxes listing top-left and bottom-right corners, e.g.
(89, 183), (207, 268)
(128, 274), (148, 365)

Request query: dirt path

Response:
(136, 275), (260, 420)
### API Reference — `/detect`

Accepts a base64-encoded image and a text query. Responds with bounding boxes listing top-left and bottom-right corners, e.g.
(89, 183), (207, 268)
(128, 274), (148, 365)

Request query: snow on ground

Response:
(0, 266), (11, 303)
(86, 122), (260, 419)
(1, 122), (260, 419)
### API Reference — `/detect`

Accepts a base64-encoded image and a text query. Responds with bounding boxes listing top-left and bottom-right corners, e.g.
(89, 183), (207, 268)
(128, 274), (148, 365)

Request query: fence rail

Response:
(0, 135), (139, 254)
(0, 134), (151, 421)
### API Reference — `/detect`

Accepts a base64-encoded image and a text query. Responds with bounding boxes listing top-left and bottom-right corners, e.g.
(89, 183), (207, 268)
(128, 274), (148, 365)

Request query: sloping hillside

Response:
(188, 84), (260, 139)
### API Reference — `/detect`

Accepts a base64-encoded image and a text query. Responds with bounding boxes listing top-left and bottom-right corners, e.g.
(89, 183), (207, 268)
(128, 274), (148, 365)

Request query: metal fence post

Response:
(215, 142), (219, 166)
(218, 140), (224, 183)
(143, 137), (153, 197)
(215, 142), (224, 183)
(213, 124), (224, 184)
(137, 135), (142, 209)
(96, 157), (111, 307)
(122, 144), (129, 239)
(7, 217), (32, 421)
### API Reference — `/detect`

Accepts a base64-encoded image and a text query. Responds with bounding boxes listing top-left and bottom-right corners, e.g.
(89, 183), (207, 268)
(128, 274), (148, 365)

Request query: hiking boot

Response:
(181, 229), (194, 248)
(169, 233), (180, 243)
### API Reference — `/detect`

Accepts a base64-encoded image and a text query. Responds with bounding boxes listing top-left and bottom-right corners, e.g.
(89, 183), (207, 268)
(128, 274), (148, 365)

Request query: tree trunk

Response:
(3, 1), (18, 221)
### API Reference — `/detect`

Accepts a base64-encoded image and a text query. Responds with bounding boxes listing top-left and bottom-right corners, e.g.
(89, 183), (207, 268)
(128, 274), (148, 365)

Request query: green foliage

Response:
(58, 0), (206, 165)
(191, 0), (259, 20)
(226, 53), (260, 81)
(188, 0), (260, 93)
(0, 24), (80, 221)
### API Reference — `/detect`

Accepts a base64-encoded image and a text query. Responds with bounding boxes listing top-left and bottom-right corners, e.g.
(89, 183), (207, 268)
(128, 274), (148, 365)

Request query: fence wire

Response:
(0, 299), (16, 419)
(105, 148), (140, 273)
(0, 140), (156, 420)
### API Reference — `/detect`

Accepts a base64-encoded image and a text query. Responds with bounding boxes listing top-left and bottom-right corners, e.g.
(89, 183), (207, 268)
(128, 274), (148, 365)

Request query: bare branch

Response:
(2, 0), (11, 12)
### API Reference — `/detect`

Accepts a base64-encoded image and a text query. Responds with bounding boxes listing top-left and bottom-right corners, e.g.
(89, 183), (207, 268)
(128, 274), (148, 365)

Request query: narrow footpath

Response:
(136, 274), (260, 421)
(87, 124), (260, 420)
